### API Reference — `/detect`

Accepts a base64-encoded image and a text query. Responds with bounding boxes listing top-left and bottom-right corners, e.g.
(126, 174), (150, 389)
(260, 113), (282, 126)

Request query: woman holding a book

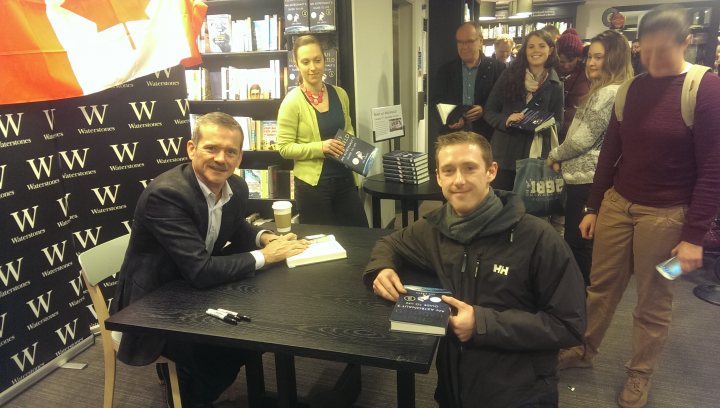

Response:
(483, 30), (564, 191)
(545, 30), (633, 285)
(277, 35), (368, 227)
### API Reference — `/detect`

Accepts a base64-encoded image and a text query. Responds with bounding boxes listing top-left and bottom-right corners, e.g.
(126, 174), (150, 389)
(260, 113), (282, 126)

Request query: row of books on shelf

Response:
(186, 60), (283, 101)
(202, 14), (282, 53)
(480, 21), (569, 39)
(188, 115), (278, 151)
(285, 0), (337, 34)
(382, 151), (430, 185)
(236, 168), (294, 200)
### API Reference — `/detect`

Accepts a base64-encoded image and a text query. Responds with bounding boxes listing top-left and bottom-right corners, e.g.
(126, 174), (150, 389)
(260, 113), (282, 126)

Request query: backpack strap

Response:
(613, 74), (641, 122)
(681, 64), (711, 128)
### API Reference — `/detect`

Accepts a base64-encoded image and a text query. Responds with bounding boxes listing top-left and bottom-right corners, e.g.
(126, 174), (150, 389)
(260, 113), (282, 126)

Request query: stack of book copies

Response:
(286, 234), (347, 268)
(382, 151), (430, 184)
(389, 285), (452, 335)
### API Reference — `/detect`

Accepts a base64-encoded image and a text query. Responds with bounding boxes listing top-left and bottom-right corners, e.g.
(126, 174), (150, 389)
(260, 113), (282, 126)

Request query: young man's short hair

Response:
(435, 131), (493, 169)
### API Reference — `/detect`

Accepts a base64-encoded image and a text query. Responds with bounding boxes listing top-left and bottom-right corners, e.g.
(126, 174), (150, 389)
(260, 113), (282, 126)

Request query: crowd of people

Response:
(107, 4), (720, 408)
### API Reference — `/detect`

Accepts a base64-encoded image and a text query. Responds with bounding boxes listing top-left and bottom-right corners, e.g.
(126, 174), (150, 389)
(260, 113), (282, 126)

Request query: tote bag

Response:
(513, 125), (565, 216)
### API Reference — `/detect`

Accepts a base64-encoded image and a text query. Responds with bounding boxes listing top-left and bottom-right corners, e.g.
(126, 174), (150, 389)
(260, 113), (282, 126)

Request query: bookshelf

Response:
(189, 0), (351, 217)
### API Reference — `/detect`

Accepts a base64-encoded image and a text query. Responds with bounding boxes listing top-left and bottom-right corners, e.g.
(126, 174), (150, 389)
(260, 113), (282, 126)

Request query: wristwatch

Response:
(582, 206), (598, 216)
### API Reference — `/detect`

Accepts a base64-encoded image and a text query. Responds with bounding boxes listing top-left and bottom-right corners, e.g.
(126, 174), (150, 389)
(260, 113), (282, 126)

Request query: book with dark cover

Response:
(382, 161), (429, 174)
(309, 0), (336, 32)
(508, 108), (556, 131)
(382, 150), (428, 165)
(323, 48), (338, 85)
(385, 174), (430, 185)
(383, 167), (430, 179)
(329, 129), (378, 176)
(284, 0), (310, 34)
(436, 103), (471, 126)
(390, 285), (452, 335)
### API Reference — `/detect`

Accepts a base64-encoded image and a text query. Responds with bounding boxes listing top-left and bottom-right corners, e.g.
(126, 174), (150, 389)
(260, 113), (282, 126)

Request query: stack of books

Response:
(382, 151), (430, 184)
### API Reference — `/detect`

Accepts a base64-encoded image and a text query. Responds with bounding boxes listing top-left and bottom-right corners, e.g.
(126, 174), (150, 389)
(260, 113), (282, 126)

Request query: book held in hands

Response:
(286, 234), (347, 268)
(508, 109), (556, 132)
(436, 103), (471, 126)
(329, 129), (378, 177)
(390, 285), (452, 336)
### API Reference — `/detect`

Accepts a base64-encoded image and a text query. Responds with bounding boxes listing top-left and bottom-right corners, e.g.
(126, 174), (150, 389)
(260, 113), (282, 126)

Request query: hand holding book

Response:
(322, 138), (345, 158)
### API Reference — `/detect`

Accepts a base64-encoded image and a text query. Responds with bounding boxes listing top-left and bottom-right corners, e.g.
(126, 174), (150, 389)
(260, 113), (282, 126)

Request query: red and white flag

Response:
(0, 0), (207, 105)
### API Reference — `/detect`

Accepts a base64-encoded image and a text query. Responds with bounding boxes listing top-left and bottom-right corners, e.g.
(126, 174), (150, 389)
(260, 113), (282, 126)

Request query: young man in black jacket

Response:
(435, 22), (506, 140)
(364, 132), (585, 407)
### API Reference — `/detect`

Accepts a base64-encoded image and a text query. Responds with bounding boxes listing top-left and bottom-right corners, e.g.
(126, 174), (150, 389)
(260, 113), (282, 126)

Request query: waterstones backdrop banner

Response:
(0, 65), (191, 397)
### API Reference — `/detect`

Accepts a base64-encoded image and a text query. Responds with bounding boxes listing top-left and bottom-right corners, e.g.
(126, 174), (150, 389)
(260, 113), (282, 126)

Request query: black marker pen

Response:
(206, 308), (237, 325)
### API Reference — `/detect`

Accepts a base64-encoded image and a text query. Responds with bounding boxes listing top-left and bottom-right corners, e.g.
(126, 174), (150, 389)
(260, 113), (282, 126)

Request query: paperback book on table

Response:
(384, 174), (430, 185)
(329, 129), (378, 177)
(390, 285), (452, 336)
(286, 234), (347, 268)
(382, 161), (429, 175)
(383, 167), (430, 179)
(508, 108), (556, 132)
(382, 150), (428, 165)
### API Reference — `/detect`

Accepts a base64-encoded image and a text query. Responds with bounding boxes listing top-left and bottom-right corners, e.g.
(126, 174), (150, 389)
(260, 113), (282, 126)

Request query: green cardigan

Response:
(276, 85), (355, 186)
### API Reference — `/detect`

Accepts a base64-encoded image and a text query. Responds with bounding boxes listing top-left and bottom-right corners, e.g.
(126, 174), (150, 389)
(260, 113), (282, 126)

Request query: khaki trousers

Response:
(584, 188), (685, 377)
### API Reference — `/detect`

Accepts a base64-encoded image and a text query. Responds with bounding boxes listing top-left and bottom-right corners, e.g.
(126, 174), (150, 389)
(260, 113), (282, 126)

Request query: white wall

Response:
(352, 0), (395, 226)
(576, 0), (701, 38)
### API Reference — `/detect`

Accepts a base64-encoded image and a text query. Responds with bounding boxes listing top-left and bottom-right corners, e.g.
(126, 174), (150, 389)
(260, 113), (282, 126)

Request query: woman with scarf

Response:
(484, 30), (564, 191)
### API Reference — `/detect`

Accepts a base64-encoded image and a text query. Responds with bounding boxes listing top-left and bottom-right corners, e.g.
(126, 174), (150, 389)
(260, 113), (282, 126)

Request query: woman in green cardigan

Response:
(277, 35), (368, 227)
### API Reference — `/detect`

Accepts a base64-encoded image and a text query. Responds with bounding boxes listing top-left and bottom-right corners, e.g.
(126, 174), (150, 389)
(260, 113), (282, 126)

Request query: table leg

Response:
(245, 352), (265, 408)
(412, 200), (419, 222)
(372, 196), (381, 228)
(401, 200), (409, 228)
(397, 370), (416, 408)
(275, 353), (298, 408)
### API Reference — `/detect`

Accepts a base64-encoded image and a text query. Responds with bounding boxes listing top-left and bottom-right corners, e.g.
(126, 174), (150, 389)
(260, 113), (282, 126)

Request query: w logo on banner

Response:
(174, 98), (189, 117)
(69, 273), (84, 297)
(154, 68), (172, 79)
(110, 142), (138, 162)
(91, 185), (120, 205)
(0, 164), (6, 189)
(56, 193), (71, 217)
(27, 156), (54, 179)
(78, 105), (108, 126)
(55, 319), (78, 345)
(11, 206), (39, 232)
(41, 241), (67, 267)
(73, 227), (102, 249)
(43, 109), (56, 131)
(129, 101), (156, 121)
(26, 290), (53, 318)
(0, 113), (23, 138)
(58, 148), (89, 170)
(0, 258), (23, 287)
(0, 312), (6, 338)
(157, 137), (183, 156)
(10, 342), (38, 372)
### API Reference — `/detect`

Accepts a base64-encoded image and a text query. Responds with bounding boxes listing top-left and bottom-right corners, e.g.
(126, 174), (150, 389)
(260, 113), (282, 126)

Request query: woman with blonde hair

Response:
(546, 30), (633, 285)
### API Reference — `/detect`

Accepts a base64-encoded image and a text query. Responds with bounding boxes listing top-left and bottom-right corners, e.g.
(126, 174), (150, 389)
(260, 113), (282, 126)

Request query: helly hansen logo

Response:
(11, 206), (38, 232)
(11, 342), (38, 372)
(91, 185), (120, 205)
(0, 113), (23, 138)
(27, 156), (54, 179)
(0, 258), (23, 287)
(55, 319), (78, 345)
(27, 290), (53, 318)
(493, 264), (509, 276)
(157, 137), (183, 156)
(110, 142), (138, 162)
(129, 101), (156, 121)
(78, 105), (109, 126)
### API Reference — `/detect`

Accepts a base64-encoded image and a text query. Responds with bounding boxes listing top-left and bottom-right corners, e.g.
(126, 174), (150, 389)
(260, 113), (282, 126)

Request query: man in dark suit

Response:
(435, 21), (505, 141)
(111, 112), (308, 407)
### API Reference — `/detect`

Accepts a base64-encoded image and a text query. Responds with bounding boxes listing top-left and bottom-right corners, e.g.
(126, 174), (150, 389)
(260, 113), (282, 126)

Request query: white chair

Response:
(78, 234), (182, 408)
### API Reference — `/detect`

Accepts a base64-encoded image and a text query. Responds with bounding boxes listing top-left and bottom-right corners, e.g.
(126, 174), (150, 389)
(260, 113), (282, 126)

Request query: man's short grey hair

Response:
(192, 112), (243, 144)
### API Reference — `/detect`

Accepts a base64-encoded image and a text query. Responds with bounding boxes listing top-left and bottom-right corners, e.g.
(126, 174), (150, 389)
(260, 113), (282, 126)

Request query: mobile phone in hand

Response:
(656, 256), (682, 280)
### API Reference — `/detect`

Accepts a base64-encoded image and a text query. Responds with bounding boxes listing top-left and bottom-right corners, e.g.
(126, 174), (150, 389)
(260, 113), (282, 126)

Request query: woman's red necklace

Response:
(303, 84), (324, 106)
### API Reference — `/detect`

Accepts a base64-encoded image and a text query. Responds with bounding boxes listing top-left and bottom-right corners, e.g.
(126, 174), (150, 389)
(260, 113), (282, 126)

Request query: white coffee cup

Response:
(272, 201), (293, 233)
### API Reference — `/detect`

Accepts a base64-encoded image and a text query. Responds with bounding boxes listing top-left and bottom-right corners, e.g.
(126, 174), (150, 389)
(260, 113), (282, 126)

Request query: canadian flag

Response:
(0, 0), (207, 105)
